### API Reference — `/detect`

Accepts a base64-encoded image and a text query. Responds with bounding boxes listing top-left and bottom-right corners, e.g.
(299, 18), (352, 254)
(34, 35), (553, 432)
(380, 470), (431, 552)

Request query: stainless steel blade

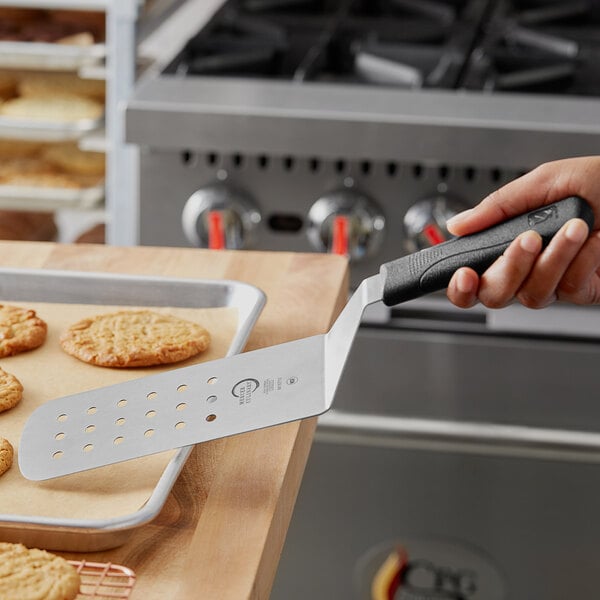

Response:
(19, 275), (383, 480)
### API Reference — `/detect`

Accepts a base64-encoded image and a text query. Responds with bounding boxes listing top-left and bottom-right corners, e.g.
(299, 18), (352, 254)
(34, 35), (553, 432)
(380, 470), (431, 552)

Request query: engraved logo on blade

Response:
(528, 205), (558, 227)
(232, 378), (259, 405)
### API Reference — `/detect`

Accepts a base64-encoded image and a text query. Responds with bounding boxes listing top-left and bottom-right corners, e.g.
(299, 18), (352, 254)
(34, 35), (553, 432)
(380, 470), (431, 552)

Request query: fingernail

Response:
(565, 219), (588, 243)
(456, 270), (473, 294)
(519, 231), (542, 254)
(447, 209), (473, 228)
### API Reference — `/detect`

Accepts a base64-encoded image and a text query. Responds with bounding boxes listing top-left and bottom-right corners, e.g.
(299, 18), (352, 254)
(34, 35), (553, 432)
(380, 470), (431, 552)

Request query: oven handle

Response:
(316, 410), (600, 463)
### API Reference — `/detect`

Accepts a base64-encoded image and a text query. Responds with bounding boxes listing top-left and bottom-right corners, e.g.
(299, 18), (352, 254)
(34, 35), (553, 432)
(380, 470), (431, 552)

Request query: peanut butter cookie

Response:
(60, 309), (211, 368)
(0, 437), (13, 476)
(42, 143), (105, 176)
(0, 367), (23, 413)
(0, 542), (80, 600)
(0, 304), (47, 358)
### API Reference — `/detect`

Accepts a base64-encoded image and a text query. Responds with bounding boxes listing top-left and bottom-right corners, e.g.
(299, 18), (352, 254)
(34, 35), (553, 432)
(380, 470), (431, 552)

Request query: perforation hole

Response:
(207, 377), (218, 385)
(53, 451), (64, 460)
(57, 414), (68, 422)
(175, 421), (186, 430)
(207, 152), (218, 166)
(258, 155), (269, 170)
(177, 384), (187, 393)
(114, 436), (124, 445)
(117, 399), (127, 408)
(335, 159), (346, 174)
(115, 417), (125, 426)
(146, 410), (157, 419)
(233, 153), (244, 168)
(147, 392), (158, 401)
(55, 433), (65, 441)
(144, 429), (155, 438)
(85, 425), (96, 433)
(412, 164), (423, 179)
(83, 444), (94, 453)
(176, 403), (187, 411)
(206, 414), (217, 422)
(360, 160), (372, 175)
(206, 395), (217, 403)
(87, 406), (97, 415)
(309, 158), (320, 173)
(283, 156), (295, 171)
(386, 162), (398, 177)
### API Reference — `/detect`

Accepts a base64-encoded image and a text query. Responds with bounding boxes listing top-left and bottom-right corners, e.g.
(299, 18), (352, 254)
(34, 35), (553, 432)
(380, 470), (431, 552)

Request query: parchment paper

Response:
(0, 302), (237, 521)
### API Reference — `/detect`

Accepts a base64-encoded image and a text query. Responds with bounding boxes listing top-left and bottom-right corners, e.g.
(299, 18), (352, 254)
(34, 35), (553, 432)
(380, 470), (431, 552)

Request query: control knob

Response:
(182, 184), (261, 250)
(307, 189), (385, 261)
(403, 195), (470, 252)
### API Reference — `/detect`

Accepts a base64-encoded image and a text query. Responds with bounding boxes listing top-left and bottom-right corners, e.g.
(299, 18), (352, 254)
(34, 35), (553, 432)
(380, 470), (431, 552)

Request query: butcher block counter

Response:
(0, 241), (348, 600)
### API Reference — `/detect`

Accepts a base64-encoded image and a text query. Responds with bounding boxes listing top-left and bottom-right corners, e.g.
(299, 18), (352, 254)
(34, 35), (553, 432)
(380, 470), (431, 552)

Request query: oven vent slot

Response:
(184, 152), (519, 187)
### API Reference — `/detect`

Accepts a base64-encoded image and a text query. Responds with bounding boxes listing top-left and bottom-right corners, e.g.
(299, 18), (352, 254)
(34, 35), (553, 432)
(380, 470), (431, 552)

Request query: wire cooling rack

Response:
(68, 560), (136, 599)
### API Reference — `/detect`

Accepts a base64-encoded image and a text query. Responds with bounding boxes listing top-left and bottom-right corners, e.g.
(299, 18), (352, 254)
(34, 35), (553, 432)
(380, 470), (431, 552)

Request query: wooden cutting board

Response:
(0, 241), (348, 600)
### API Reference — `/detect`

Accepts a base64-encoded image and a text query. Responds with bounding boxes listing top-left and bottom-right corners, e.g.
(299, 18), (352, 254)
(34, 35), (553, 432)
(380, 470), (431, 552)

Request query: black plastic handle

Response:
(380, 196), (594, 306)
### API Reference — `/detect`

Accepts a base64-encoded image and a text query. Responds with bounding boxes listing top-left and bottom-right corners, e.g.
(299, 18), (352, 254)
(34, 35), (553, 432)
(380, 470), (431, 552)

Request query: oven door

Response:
(272, 305), (600, 600)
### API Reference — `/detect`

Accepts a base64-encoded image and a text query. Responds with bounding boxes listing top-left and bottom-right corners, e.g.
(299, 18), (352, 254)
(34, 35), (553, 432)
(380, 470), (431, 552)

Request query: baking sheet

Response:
(0, 269), (265, 551)
(0, 41), (106, 71)
(0, 183), (104, 211)
(0, 116), (104, 142)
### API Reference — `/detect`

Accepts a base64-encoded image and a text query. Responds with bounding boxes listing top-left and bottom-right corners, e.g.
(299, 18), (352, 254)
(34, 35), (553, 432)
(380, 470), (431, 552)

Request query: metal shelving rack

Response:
(0, 0), (143, 245)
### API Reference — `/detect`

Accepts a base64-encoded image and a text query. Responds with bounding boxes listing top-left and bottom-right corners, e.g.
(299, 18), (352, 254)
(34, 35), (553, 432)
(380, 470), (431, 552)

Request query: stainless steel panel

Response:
(334, 326), (600, 432)
(137, 149), (517, 286)
(127, 77), (600, 168)
(272, 440), (600, 599)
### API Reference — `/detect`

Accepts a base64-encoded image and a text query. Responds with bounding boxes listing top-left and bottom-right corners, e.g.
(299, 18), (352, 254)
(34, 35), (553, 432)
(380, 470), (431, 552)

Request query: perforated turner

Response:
(19, 196), (593, 480)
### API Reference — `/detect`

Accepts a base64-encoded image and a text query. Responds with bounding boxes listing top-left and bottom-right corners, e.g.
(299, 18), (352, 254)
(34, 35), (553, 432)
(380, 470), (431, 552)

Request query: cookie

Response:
(56, 32), (95, 46)
(3, 172), (81, 189)
(0, 71), (17, 100)
(0, 211), (58, 242)
(0, 368), (23, 413)
(0, 542), (80, 600)
(0, 8), (39, 24)
(0, 305), (47, 358)
(60, 310), (211, 368)
(18, 72), (105, 102)
(0, 139), (45, 159)
(42, 143), (105, 176)
(1, 95), (103, 121)
(0, 158), (56, 181)
(74, 222), (105, 244)
(0, 437), (13, 476)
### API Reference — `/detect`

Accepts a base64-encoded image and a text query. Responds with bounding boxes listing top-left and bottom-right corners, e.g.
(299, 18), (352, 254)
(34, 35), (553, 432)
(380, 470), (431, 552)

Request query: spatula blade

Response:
(19, 336), (327, 480)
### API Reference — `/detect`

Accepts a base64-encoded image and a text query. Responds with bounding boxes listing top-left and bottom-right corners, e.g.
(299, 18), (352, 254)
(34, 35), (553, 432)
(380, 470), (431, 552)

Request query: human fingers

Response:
(447, 268), (480, 308)
(476, 230), (543, 309)
(556, 230), (600, 305)
(514, 219), (589, 309)
(447, 157), (600, 237)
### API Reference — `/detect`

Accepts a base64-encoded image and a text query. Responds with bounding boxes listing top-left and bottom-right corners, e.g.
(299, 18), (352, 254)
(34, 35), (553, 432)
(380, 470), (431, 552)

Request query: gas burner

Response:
(167, 0), (483, 88)
(461, 0), (600, 94)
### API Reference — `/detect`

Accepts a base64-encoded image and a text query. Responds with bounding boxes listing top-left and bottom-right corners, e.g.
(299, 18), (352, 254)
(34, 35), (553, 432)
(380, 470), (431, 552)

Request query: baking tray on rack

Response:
(0, 183), (104, 211)
(0, 41), (106, 71)
(0, 115), (104, 142)
(0, 268), (266, 552)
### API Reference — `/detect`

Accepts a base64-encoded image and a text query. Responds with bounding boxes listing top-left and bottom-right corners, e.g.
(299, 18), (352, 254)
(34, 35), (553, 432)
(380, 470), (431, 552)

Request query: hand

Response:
(445, 156), (600, 309)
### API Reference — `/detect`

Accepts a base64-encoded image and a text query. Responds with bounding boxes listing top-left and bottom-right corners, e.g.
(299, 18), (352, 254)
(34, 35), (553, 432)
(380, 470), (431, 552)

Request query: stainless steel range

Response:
(126, 1), (600, 598)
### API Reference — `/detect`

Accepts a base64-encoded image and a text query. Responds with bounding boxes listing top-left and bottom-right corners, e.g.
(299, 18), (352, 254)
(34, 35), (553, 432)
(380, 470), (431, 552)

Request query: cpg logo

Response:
(528, 205), (558, 227)
(231, 378), (259, 405)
